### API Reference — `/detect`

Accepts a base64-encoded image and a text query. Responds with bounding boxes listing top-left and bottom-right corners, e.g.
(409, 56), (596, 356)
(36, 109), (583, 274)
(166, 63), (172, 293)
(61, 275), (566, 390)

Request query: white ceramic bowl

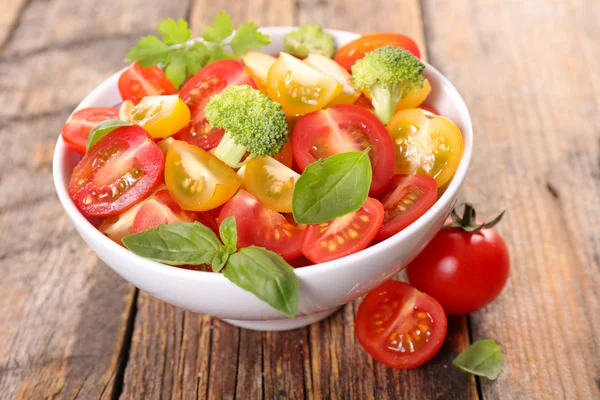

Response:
(53, 27), (473, 331)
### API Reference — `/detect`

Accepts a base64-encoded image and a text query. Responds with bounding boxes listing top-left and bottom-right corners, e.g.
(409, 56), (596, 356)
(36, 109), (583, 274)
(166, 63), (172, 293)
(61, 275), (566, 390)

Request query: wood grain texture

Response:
(0, 0), (29, 51)
(422, 0), (600, 398)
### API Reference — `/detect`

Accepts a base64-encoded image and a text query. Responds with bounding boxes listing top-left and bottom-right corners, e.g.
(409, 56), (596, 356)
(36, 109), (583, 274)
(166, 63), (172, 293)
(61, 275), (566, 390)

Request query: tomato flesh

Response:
(355, 281), (447, 369)
(406, 225), (510, 314)
(119, 95), (191, 139)
(301, 198), (384, 263)
(334, 33), (421, 72)
(132, 189), (195, 233)
(292, 104), (395, 195)
(68, 125), (163, 217)
(61, 107), (119, 154)
(244, 156), (299, 213)
(218, 190), (303, 262)
(118, 62), (176, 105)
(173, 60), (257, 150)
(376, 175), (437, 240)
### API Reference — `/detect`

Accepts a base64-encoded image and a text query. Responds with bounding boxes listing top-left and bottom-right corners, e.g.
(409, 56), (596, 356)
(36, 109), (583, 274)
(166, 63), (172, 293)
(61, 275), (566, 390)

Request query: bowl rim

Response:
(53, 26), (473, 282)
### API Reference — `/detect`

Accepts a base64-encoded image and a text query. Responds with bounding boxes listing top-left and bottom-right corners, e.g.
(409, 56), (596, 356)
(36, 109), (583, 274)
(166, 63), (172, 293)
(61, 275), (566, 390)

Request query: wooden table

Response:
(1, 0), (598, 398)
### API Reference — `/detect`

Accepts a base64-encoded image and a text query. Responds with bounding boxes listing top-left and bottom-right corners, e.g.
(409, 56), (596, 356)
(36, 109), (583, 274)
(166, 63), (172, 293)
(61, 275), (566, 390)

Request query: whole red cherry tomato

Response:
(406, 204), (510, 315)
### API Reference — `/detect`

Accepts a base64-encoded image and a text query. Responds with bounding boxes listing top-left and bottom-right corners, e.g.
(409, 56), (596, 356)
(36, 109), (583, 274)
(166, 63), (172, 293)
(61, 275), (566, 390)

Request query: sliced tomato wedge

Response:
(118, 62), (176, 105)
(303, 53), (360, 105)
(375, 175), (437, 241)
(68, 125), (163, 217)
(273, 139), (294, 169)
(292, 104), (395, 195)
(173, 60), (257, 150)
(334, 33), (421, 72)
(99, 201), (145, 245)
(355, 281), (447, 369)
(165, 140), (240, 211)
(119, 95), (190, 139)
(300, 198), (384, 263)
(218, 190), (303, 262)
(61, 107), (119, 154)
(132, 189), (196, 233)
(244, 156), (300, 213)
(242, 52), (276, 91)
(395, 79), (432, 111)
(267, 52), (342, 116)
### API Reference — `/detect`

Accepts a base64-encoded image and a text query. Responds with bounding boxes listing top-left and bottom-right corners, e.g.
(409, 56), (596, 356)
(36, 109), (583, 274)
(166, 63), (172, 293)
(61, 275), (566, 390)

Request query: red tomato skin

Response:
(68, 125), (164, 218)
(61, 107), (119, 154)
(355, 281), (447, 369)
(406, 227), (510, 315)
(218, 190), (303, 262)
(173, 60), (257, 150)
(300, 198), (384, 263)
(334, 33), (421, 72)
(118, 62), (176, 105)
(292, 104), (395, 196)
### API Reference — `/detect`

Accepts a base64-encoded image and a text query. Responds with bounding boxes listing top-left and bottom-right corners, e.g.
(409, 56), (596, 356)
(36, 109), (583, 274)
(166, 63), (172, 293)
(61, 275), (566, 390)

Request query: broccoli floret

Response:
(205, 85), (288, 167)
(283, 23), (336, 58)
(351, 46), (425, 124)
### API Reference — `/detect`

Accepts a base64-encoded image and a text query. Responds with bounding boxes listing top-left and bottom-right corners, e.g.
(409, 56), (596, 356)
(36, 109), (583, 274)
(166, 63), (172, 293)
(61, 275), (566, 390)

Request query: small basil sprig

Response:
(122, 217), (299, 317)
(292, 148), (372, 224)
(86, 119), (132, 151)
(453, 339), (503, 380)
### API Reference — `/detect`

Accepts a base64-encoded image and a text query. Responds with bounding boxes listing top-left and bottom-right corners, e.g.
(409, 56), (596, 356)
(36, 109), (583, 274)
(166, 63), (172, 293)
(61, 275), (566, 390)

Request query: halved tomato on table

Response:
(244, 156), (300, 213)
(387, 108), (463, 187)
(61, 107), (119, 155)
(292, 104), (395, 195)
(218, 190), (303, 262)
(334, 33), (421, 72)
(300, 198), (384, 263)
(68, 125), (164, 217)
(267, 52), (342, 116)
(173, 60), (257, 150)
(355, 281), (447, 369)
(375, 175), (437, 241)
(165, 140), (241, 211)
(118, 62), (176, 105)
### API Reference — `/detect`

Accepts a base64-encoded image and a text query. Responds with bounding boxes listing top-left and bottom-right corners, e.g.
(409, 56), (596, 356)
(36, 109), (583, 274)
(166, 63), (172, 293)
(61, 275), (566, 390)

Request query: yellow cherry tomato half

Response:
(304, 53), (360, 105)
(244, 156), (300, 213)
(267, 52), (342, 116)
(156, 136), (174, 158)
(387, 108), (463, 187)
(165, 140), (240, 211)
(242, 52), (276, 91)
(119, 94), (191, 139)
(395, 78), (432, 111)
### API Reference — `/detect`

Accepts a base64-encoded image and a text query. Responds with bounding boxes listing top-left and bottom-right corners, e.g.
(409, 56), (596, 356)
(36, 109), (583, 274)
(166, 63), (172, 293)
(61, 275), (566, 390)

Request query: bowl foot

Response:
(223, 306), (342, 331)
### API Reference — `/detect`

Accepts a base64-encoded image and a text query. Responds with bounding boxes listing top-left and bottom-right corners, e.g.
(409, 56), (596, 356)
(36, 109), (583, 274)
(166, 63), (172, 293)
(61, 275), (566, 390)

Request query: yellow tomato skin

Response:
(267, 52), (342, 116)
(244, 156), (299, 213)
(303, 54), (360, 105)
(395, 79), (432, 111)
(243, 52), (276, 91)
(120, 95), (191, 139)
(387, 108), (463, 187)
(165, 140), (240, 211)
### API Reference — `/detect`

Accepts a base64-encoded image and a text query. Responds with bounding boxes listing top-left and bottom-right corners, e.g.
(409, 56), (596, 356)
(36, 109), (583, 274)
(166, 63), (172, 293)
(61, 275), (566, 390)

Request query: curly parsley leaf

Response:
(126, 35), (170, 67)
(157, 18), (192, 45)
(202, 12), (234, 43)
(230, 22), (271, 58)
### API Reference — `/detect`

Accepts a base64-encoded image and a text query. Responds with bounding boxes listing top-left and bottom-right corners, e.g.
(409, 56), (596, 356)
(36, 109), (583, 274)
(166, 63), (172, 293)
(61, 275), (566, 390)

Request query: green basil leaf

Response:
(453, 339), (503, 380)
(223, 246), (299, 318)
(292, 149), (372, 224)
(86, 119), (132, 151)
(122, 221), (228, 267)
(219, 216), (238, 254)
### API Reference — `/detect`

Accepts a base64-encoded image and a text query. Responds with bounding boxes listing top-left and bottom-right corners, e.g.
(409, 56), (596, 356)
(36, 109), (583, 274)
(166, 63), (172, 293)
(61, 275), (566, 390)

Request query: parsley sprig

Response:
(126, 12), (271, 88)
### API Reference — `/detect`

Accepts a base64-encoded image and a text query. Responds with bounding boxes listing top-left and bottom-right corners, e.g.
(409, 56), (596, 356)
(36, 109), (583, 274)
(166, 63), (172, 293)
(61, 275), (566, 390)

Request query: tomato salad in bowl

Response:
(54, 15), (471, 331)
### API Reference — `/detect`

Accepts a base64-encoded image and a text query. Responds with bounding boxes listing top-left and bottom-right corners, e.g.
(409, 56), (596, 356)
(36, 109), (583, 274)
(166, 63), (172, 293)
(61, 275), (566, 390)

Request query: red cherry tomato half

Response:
(218, 190), (303, 262)
(375, 175), (437, 241)
(68, 125), (163, 217)
(173, 60), (257, 150)
(292, 104), (395, 196)
(355, 280), (447, 369)
(132, 189), (196, 233)
(301, 198), (384, 263)
(334, 33), (421, 72)
(118, 62), (176, 105)
(406, 219), (510, 315)
(61, 107), (119, 154)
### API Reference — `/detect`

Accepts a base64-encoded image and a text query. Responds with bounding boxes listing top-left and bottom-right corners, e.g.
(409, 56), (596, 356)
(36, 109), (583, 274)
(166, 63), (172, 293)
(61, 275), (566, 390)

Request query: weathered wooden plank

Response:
(0, 0), (190, 399)
(422, 0), (600, 399)
(0, 0), (28, 51)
